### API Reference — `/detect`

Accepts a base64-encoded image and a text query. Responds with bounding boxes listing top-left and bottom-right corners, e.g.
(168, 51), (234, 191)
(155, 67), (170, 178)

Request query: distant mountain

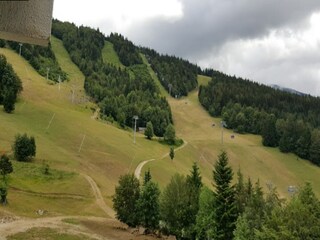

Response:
(270, 84), (307, 96)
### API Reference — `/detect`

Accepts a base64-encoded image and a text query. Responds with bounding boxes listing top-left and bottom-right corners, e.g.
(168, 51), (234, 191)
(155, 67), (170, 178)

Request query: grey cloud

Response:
(123, 0), (320, 60)
(96, 0), (320, 95)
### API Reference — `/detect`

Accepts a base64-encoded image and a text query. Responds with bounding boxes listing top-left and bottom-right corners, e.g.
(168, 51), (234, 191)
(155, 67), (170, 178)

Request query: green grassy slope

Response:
(0, 40), (169, 216)
(102, 41), (125, 68)
(141, 59), (320, 197)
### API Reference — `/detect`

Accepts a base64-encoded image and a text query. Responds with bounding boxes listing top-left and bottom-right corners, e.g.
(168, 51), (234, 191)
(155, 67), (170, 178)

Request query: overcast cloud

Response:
(53, 0), (320, 95)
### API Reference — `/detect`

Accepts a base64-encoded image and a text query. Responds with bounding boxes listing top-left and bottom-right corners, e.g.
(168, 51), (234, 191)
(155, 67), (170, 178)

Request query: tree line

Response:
(0, 54), (22, 113)
(5, 41), (67, 82)
(198, 70), (320, 165)
(113, 151), (320, 239)
(141, 47), (198, 97)
(52, 20), (172, 136)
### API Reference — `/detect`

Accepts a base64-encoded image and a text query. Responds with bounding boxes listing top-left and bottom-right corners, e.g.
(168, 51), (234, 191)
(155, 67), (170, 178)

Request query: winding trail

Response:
(91, 107), (100, 120)
(134, 140), (188, 179)
(83, 174), (115, 218)
(0, 175), (115, 239)
(134, 159), (155, 179)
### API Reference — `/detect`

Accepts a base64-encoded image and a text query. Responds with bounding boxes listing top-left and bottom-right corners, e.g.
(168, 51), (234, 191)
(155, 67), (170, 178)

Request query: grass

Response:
(7, 227), (93, 240)
(140, 64), (320, 197)
(198, 75), (211, 86)
(0, 41), (170, 217)
(62, 218), (81, 225)
(102, 41), (125, 68)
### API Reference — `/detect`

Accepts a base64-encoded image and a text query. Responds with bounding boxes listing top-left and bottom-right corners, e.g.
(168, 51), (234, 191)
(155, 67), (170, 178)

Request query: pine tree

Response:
(185, 162), (203, 238)
(169, 147), (174, 160)
(235, 169), (247, 214)
(143, 168), (152, 185)
(144, 121), (154, 140)
(213, 151), (237, 240)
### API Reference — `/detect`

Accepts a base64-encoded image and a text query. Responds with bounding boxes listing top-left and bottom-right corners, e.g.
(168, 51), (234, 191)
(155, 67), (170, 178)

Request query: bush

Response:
(12, 133), (36, 162)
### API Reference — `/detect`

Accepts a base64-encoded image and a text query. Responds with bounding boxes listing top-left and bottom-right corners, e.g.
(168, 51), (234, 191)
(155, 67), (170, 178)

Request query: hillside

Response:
(1, 33), (320, 238)
(0, 40), (170, 218)
(142, 73), (320, 196)
(198, 71), (320, 165)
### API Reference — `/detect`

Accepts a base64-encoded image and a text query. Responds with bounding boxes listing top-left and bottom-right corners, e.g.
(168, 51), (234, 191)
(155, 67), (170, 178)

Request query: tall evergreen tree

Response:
(235, 169), (248, 214)
(169, 147), (175, 160)
(185, 162), (203, 238)
(144, 121), (154, 140)
(213, 151), (237, 240)
(143, 168), (152, 185)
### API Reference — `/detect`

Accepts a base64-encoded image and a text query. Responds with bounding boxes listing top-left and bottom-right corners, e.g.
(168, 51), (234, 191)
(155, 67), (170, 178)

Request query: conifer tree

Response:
(213, 151), (237, 240)
(143, 168), (152, 185)
(169, 147), (174, 160)
(144, 121), (154, 140)
(185, 162), (203, 238)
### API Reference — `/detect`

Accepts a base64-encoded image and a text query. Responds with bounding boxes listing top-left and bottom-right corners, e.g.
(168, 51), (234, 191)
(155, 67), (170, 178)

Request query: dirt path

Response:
(0, 216), (109, 240)
(134, 140), (188, 179)
(134, 159), (155, 179)
(91, 108), (100, 120)
(0, 174), (115, 239)
(83, 175), (115, 218)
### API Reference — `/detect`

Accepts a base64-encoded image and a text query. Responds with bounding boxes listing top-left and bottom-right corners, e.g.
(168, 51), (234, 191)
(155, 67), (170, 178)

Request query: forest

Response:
(51, 20), (172, 136)
(142, 47), (198, 97)
(199, 70), (320, 164)
(0, 54), (22, 113)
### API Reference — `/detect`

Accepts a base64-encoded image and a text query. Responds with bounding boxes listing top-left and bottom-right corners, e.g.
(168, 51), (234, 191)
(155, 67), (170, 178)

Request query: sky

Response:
(53, 0), (320, 96)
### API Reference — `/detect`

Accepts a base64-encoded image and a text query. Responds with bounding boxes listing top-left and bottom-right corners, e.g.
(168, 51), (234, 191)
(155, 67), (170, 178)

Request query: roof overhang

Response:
(0, 0), (54, 46)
